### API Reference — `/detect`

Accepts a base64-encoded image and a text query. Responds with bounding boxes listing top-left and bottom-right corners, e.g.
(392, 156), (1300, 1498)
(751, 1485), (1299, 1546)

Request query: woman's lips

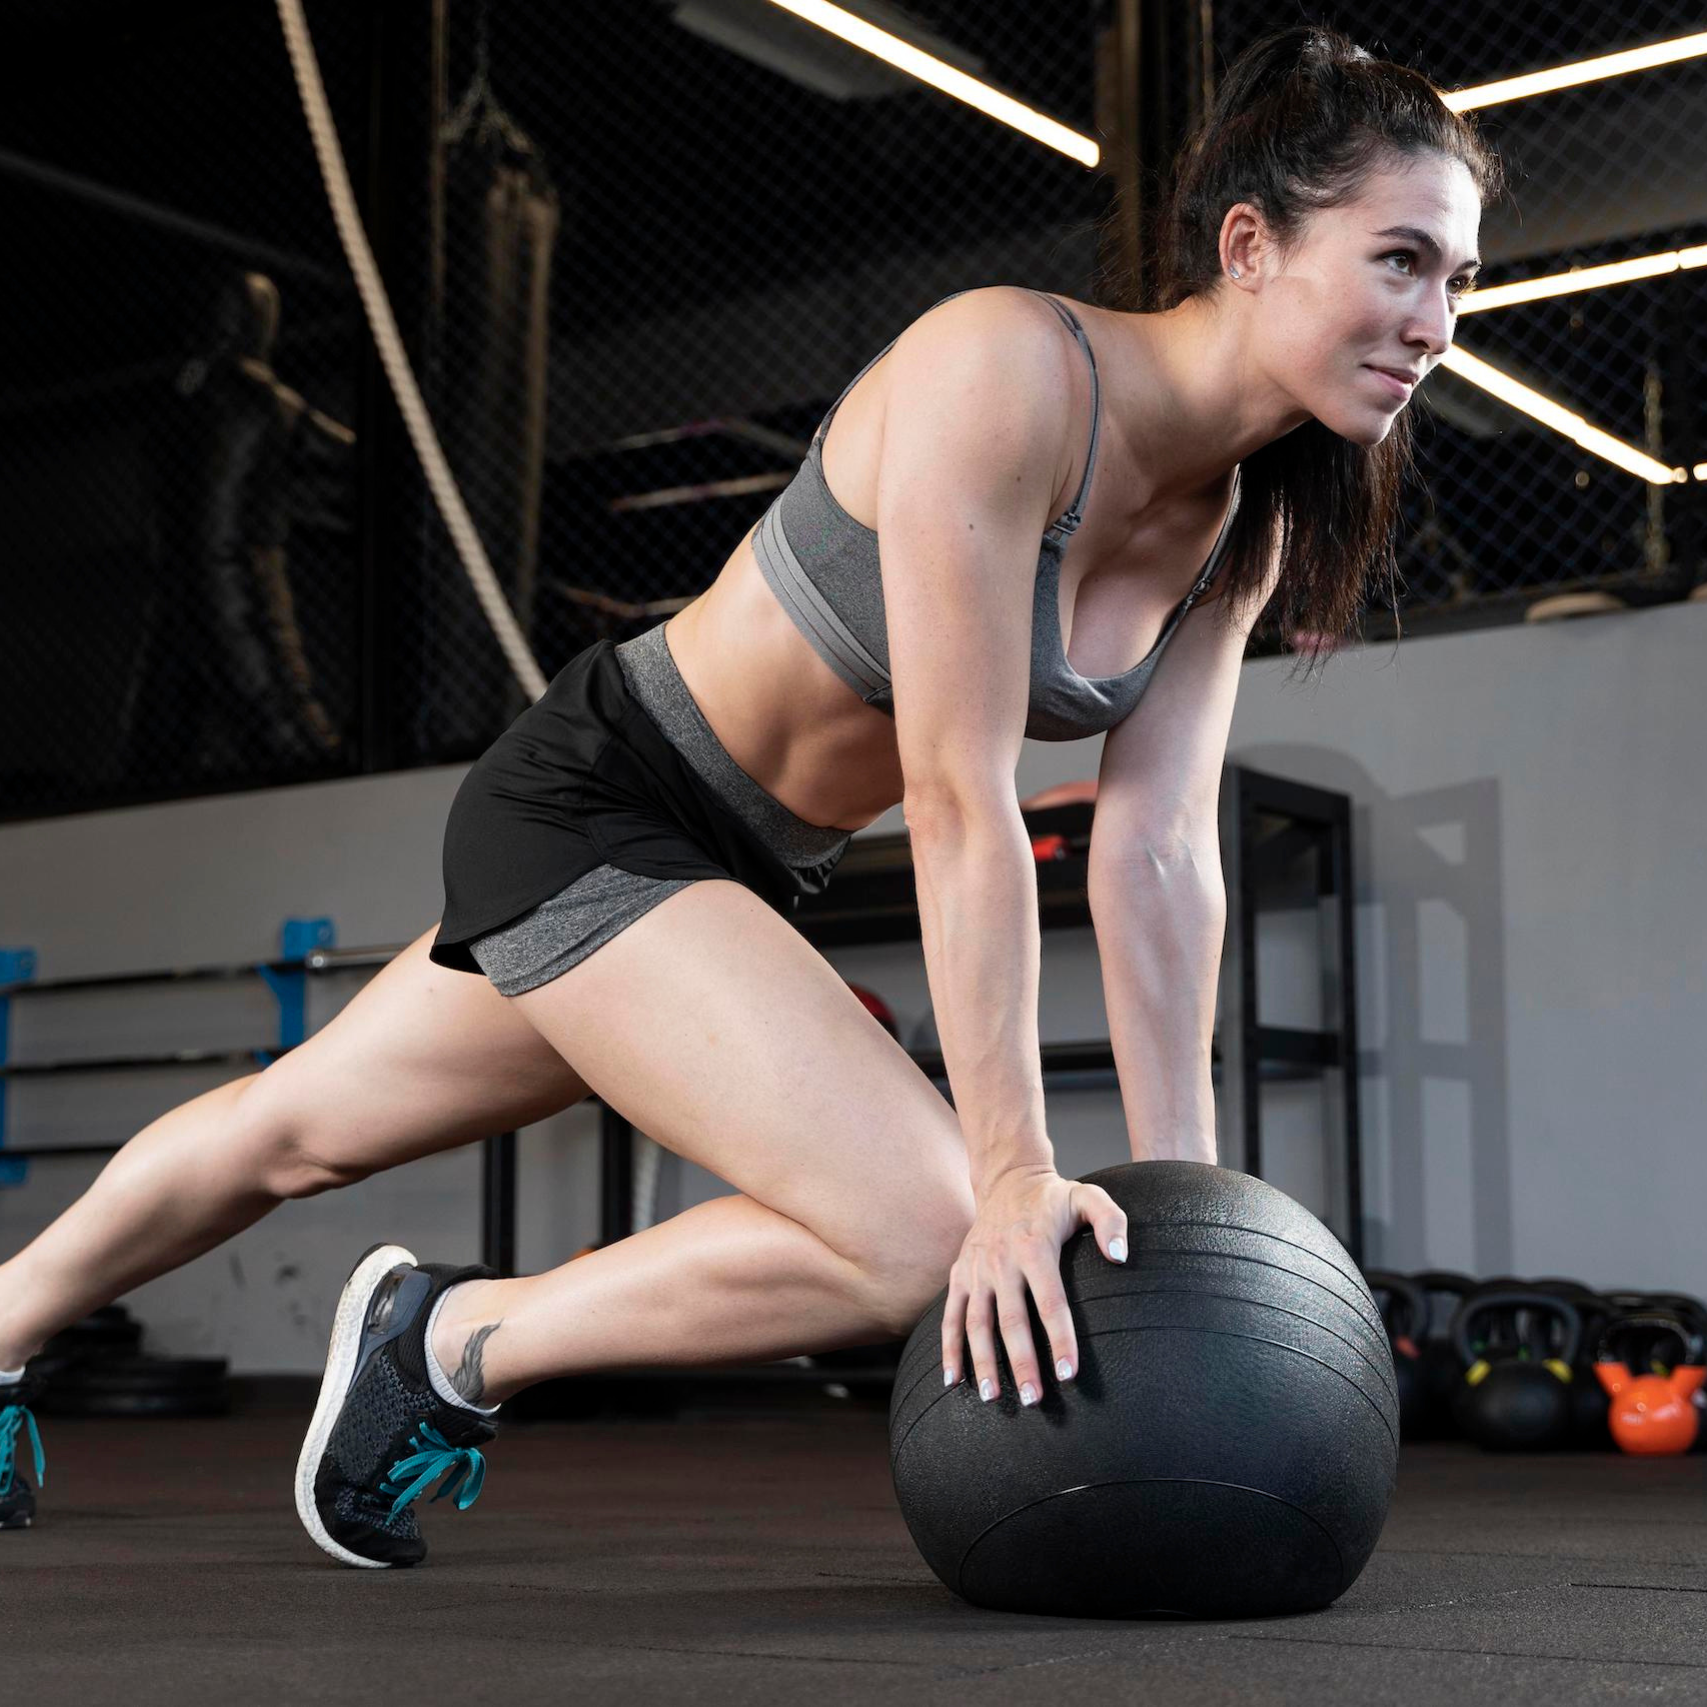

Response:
(1367, 366), (1414, 400)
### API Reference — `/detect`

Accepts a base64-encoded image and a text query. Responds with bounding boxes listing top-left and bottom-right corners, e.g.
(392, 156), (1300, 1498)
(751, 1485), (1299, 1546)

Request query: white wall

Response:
(1225, 599), (1707, 1295)
(2, 601), (1702, 1371)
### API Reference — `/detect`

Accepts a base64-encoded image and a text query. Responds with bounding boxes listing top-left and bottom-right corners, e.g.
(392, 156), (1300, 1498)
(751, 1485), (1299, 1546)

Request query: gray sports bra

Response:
(751, 287), (1242, 741)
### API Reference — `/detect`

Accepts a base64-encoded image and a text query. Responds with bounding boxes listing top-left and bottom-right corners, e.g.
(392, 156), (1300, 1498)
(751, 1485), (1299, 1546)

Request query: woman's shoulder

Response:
(890, 285), (1084, 405)
(907, 282), (1080, 339)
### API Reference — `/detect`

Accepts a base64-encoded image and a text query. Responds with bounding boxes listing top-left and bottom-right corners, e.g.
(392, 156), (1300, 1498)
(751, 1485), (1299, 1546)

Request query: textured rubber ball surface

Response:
(888, 1160), (1399, 1620)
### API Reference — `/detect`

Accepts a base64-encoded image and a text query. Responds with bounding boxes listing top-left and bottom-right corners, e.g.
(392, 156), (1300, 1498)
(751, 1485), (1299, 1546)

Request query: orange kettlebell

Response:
(1594, 1311), (1707, 1456)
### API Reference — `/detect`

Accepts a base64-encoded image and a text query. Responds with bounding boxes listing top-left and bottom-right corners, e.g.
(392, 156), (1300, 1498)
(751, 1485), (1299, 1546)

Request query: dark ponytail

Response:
(1093, 24), (1508, 667)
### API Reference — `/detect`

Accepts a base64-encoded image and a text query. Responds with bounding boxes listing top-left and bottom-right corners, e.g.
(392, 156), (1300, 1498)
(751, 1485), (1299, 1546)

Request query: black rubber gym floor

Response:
(8, 1382), (1706, 1706)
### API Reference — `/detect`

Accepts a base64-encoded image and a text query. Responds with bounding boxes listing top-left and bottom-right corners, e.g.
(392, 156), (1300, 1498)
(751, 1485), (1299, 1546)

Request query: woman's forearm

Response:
(1091, 873), (1226, 1162)
(907, 798), (1054, 1195)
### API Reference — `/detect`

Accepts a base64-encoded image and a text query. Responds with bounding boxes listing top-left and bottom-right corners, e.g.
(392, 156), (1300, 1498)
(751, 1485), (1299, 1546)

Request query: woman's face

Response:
(1245, 151), (1483, 446)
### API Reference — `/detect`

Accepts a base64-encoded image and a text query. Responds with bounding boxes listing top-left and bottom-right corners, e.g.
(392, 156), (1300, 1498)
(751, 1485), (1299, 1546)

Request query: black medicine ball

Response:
(888, 1161), (1398, 1620)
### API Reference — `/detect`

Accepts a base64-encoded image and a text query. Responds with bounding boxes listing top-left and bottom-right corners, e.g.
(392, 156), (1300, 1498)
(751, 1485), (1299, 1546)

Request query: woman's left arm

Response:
(1081, 548), (1282, 1163)
(1091, 867), (1225, 1163)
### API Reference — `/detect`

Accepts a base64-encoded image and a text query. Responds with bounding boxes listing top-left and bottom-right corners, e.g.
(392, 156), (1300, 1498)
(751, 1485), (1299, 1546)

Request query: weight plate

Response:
(57, 1356), (228, 1388)
(44, 1387), (230, 1419)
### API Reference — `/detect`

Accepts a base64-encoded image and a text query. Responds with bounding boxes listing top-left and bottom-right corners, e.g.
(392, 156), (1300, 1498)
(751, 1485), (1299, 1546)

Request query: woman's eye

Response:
(1387, 251), (1470, 298)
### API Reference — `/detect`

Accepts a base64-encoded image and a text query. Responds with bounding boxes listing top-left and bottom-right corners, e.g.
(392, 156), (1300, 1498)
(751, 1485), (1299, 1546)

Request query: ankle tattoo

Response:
(450, 1319), (503, 1405)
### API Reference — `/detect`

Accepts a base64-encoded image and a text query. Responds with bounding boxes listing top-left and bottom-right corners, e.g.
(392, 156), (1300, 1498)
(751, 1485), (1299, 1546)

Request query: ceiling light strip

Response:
(1439, 346), (1695, 483)
(1446, 30), (1707, 109)
(1461, 243), (1707, 313)
(766, 0), (1098, 165)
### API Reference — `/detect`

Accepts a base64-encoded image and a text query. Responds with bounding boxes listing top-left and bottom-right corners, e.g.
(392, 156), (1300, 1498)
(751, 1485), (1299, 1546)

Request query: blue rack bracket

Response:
(255, 917), (336, 1066)
(0, 947), (40, 1187)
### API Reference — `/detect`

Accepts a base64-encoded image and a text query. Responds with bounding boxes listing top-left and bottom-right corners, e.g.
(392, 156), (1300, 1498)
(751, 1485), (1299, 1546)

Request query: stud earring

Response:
(1229, 266), (1241, 278)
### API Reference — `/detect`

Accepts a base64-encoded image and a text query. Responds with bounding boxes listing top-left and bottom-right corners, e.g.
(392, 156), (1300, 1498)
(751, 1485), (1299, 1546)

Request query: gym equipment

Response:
(1527, 1279), (1616, 1449)
(1644, 1292), (1707, 1320)
(36, 1355), (231, 1419)
(1600, 1292), (1707, 1452)
(1602, 1290), (1661, 1310)
(1412, 1271), (1477, 1438)
(1649, 1294), (1707, 1452)
(1595, 1311), (1706, 1456)
(28, 1304), (231, 1419)
(25, 1305), (146, 1391)
(888, 1161), (1396, 1620)
(1364, 1270), (1428, 1438)
(1450, 1288), (1579, 1451)
(37, 1304), (144, 1362)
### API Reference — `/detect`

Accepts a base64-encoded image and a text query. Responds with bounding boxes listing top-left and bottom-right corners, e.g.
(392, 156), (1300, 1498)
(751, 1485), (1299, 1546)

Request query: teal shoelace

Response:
(375, 1419), (486, 1520)
(1, 1399), (46, 1494)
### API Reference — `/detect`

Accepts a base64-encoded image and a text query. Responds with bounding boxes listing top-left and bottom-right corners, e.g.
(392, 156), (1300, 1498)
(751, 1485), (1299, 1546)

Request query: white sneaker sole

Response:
(293, 1241), (418, 1568)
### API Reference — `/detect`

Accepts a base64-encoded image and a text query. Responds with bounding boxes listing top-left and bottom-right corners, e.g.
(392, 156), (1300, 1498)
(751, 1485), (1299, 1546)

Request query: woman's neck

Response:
(1102, 295), (1307, 501)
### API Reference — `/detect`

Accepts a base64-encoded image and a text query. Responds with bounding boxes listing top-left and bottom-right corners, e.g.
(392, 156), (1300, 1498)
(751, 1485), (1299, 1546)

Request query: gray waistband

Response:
(613, 624), (853, 868)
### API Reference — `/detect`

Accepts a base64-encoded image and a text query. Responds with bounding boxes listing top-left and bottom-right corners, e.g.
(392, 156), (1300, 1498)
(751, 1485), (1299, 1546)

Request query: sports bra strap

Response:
(810, 289), (977, 452)
(809, 287), (1103, 540)
(1022, 291), (1102, 539)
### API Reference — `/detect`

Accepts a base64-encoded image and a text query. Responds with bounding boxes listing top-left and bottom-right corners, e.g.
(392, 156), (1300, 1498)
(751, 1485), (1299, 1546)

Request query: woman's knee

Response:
(221, 935), (592, 1200)
(862, 1173), (977, 1338)
(231, 1066), (373, 1199)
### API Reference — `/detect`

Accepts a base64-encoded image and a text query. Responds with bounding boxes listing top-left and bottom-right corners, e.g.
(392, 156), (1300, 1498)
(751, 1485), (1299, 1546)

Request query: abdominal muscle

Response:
(663, 524), (906, 835)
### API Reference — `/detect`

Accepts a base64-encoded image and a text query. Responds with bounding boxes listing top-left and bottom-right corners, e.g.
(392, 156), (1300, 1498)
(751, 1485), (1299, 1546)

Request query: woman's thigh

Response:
(506, 878), (977, 1281)
(243, 923), (592, 1190)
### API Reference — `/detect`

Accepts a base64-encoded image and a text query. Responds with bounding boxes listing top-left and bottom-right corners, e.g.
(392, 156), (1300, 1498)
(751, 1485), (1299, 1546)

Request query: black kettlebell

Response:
(1644, 1292), (1707, 1330)
(1364, 1270), (1428, 1440)
(1527, 1279), (1615, 1450)
(1413, 1270), (1477, 1439)
(1451, 1288), (1580, 1452)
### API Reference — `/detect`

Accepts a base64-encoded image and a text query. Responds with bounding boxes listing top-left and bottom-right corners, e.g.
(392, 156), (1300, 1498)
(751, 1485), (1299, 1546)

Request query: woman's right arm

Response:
(874, 291), (1130, 1408)
(874, 287), (1071, 1190)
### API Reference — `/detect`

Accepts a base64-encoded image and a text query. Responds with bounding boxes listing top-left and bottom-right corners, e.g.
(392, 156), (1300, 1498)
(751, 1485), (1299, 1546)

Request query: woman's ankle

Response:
(0, 1303), (45, 1374)
(427, 1278), (513, 1407)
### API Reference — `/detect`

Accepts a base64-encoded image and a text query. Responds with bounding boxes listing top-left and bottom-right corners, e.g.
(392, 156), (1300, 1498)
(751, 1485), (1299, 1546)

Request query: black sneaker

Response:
(294, 1242), (501, 1568)
(1, 1368), (47, 1531)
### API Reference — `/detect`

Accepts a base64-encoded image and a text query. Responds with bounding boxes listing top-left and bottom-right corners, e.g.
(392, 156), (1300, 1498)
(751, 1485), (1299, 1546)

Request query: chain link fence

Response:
(4, 2), (1702, 819)
(1, 0), (370, 819)
(400, 0), (1109, 755)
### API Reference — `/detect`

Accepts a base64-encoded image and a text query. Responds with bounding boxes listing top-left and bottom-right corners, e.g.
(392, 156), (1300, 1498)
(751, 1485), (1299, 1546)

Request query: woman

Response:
(0, 25), (1503, 1563)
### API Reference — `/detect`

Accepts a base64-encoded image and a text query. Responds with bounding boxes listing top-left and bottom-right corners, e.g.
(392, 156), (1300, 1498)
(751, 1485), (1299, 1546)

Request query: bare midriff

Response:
(661, 298), (1239, 836)
(663, 529), (907, 833)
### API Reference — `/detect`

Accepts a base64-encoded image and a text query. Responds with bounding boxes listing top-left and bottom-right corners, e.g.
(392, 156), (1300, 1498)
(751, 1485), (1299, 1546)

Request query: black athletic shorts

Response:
(429, 630), (851, 983)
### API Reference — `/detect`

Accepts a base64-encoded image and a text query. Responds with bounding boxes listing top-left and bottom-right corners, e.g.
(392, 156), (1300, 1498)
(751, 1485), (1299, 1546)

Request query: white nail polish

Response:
(943, 1366), (954, 1387)
(1056, 1358), (1074, 1381)
(1109, 1237), (1128, 1262)
(1020, 1382), (1038, 1406)
(979, 1377), (993, 1402)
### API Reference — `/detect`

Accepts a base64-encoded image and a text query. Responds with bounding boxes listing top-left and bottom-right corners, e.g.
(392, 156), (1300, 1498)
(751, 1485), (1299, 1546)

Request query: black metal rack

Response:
(1218, 765), (1363, 1259)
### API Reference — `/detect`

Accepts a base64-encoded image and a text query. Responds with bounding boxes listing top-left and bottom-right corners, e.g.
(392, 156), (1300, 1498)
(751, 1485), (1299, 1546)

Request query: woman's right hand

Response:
(941, 1163), (1128, 1406)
